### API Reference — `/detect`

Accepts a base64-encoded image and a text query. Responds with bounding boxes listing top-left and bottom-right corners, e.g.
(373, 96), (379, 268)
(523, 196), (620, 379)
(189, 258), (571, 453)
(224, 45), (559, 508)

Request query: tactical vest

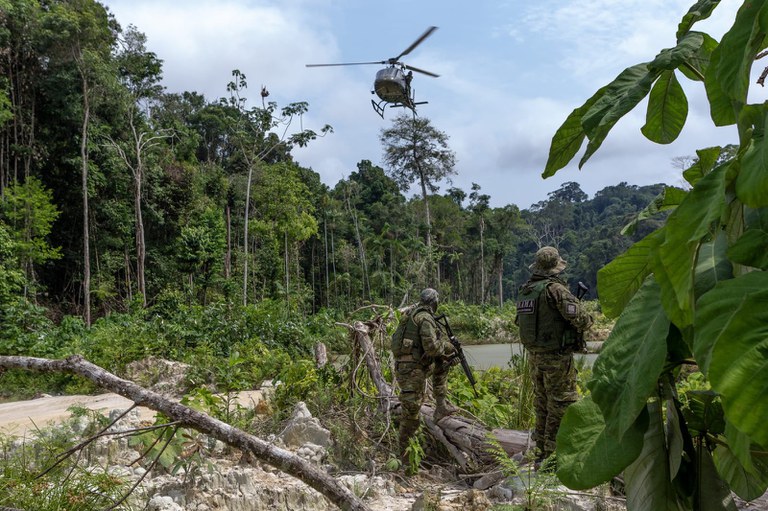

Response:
(516, 279), (575, 352)
(391, 305), (431, 359)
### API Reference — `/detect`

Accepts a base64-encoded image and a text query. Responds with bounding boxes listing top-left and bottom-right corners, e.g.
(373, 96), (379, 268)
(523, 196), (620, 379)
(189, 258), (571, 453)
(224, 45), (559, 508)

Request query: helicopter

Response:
(306, 26), (439, 118)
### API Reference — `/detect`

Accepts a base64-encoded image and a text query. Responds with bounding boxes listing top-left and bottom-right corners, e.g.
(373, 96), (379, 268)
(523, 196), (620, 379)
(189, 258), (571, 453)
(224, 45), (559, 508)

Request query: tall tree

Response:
(48, 0), (115, 325)
(380, 113), (455, 281)
(469, 183), (490, 303)
(223, 70), (330, 306)
(107, 25), (165, 307)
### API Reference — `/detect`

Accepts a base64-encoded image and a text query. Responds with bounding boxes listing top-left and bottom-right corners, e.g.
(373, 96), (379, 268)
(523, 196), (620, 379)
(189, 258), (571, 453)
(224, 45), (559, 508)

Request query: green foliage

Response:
(404, 429), (426, 476)
(0, 176), (62, 270)
(545, 1), (768, 507)
(0, 223), (24, 311)
(448, 358), (533, 430)
(0, 414), (133, 511)
(438, 301), (517, 342)
(487, 437), (565, 511)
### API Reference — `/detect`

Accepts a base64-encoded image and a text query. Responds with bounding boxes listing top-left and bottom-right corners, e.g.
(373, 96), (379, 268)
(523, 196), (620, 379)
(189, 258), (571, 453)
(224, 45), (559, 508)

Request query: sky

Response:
(99, 0), (747, 209)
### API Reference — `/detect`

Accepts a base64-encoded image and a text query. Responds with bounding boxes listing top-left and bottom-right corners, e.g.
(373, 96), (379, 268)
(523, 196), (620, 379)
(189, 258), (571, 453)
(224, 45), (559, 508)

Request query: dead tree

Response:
(0, 355), (370, 511)
(342, 318), (531, 473)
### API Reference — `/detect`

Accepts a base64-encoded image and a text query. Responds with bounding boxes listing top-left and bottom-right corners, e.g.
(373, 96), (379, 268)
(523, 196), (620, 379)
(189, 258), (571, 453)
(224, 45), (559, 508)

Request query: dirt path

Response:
(0, 391), (265, 438)
(0, 394), (155, 438)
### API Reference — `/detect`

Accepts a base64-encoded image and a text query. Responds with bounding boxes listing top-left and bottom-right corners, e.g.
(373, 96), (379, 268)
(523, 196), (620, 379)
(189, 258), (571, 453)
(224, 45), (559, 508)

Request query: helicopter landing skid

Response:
(371, 99), (428, 118)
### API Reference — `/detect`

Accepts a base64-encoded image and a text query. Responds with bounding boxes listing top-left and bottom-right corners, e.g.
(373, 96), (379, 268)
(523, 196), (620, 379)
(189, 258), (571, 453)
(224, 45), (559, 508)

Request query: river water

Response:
(462, 343), (598, 370)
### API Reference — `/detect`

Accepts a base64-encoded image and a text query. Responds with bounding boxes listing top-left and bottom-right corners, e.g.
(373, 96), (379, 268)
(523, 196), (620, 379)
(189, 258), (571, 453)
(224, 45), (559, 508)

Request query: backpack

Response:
(391, 305), (429, 358)
(391, 312), (410, 357)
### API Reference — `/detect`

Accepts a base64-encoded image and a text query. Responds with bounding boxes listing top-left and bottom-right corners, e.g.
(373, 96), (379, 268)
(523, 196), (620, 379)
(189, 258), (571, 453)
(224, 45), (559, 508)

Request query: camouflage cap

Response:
(419, 288), (439, 306)
(529, 246), (567, 276)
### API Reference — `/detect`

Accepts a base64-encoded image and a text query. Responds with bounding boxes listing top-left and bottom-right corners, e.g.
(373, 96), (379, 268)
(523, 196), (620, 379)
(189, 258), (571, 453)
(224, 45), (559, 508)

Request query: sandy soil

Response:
(0, 393), (155, 438)
(0, 391), (265, 438)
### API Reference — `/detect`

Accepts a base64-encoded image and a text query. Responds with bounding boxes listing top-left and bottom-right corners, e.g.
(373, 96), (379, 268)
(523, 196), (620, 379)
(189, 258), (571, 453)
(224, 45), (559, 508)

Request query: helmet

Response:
(419, 288), (439, 310)
(529, 246), (567, 276)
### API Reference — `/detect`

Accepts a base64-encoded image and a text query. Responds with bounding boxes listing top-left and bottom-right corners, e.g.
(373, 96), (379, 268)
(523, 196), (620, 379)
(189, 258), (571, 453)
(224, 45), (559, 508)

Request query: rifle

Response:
(434, 314), (479, 398)
(576, 281), (590, 300)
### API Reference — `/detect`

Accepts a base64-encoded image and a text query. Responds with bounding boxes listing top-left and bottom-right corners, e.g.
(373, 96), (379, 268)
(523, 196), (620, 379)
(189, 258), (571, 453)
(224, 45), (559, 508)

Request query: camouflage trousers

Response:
(394, 357), (450, 457)
(528, 350), (578, 458)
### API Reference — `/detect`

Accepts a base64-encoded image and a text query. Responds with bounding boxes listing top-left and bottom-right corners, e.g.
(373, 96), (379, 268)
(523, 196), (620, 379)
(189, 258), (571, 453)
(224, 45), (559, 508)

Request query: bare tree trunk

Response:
(284, 231), (290, 308)
(498, 259), (503, 308)
(324, 219), (330, 308)
(418, 169), (433, 277)
(479, 216), (485, 304)
(133, 169), (146, 307)
(314, 342), (328, 368)
(0, 355), (370, 511)
(79, 71), (92, 327)
(344, 185), (369, 301)
(242, 163), (255, 306)
(224, 202), (231, 279)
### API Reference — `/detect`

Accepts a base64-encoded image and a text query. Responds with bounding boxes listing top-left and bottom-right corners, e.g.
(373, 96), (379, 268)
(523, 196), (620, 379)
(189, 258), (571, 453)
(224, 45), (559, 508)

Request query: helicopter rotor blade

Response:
(395, 26), (437, 61)
(306, 61), (386, 68)
(403, 64), (439, 78)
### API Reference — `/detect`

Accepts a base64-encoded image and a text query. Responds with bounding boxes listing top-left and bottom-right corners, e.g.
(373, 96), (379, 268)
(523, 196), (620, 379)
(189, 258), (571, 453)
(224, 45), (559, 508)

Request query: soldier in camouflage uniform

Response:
(392, 288), (458, 467)
(515, 247), (593, 461)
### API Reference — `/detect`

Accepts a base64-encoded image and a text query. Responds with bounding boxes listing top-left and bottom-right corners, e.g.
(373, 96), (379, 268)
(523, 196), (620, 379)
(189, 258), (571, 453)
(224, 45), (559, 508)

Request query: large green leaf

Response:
(667, 398), (685, 479)
(655, 164), (727, 327)
(597, 229), (664, 318)
(726, 229), (768, 269)
(624, 401), (686, 511)
(679, 32), (718, 83)
(556, 396), (647, 490)
(694, 232), (733, 300)
(649, 32), (705, 71)
(621, 187), (687, 236)
(676, 0), (723, 39)
(695, 445), (738, 511)
(715, 0), (768, 103)
(725, 420), (755, 472)
(542, 87), (606, 178)
(714, 440), (768, 501)
(694, 271), (768, 447)
(578, 63), (659, 168)
(588, 278), (669, 438)
(736, 106), (768, 207)
(704, 45), (739, 126)
(682, 146), (723, 187)
(682, 390), (725, 436)
(642, 70), (688, 144)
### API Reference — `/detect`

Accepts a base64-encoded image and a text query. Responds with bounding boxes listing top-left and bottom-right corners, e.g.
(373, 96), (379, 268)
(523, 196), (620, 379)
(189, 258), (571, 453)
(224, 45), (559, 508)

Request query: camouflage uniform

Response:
(393, 289), (456, 464)
(515, 247), (593, 459)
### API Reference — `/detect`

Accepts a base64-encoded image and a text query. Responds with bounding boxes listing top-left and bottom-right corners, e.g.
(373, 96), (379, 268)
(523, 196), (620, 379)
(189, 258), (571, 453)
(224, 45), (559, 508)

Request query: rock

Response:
(487, 483), (513, 501)
(296, 442), (327, 464)
(337, 474), (394, 499)
(279, 402), (332, 448)
(125, 357), (192, 398)
(148, 495), (183, 511)
(410, 489), (442, 511)
(448, 489), (493, 510)
(290, 401), (313, 421)
(473, 470), (504, 490)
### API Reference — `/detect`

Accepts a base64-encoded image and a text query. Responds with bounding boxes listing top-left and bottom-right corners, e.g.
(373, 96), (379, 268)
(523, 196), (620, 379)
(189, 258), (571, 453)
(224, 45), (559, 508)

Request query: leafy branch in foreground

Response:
(545, 0), (768, 509)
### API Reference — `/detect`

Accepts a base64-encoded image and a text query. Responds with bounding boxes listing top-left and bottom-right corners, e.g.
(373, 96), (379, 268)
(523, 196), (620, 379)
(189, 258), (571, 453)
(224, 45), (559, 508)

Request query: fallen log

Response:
(343, 319), (532, 472)
(0, 355), (370, 511)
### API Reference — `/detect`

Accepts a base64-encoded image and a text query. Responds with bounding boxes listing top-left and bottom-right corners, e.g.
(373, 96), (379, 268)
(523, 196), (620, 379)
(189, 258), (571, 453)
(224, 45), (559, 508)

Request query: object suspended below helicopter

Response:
(306, 26), (439, 118)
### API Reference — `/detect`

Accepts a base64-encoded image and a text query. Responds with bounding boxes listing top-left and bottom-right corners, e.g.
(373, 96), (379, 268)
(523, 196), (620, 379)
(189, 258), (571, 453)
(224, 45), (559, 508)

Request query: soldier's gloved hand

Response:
(443, 345), (459, 366)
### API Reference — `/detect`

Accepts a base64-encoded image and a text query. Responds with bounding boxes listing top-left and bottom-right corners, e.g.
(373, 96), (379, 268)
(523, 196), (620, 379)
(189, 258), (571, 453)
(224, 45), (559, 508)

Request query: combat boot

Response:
(433, 396), (459, 422)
